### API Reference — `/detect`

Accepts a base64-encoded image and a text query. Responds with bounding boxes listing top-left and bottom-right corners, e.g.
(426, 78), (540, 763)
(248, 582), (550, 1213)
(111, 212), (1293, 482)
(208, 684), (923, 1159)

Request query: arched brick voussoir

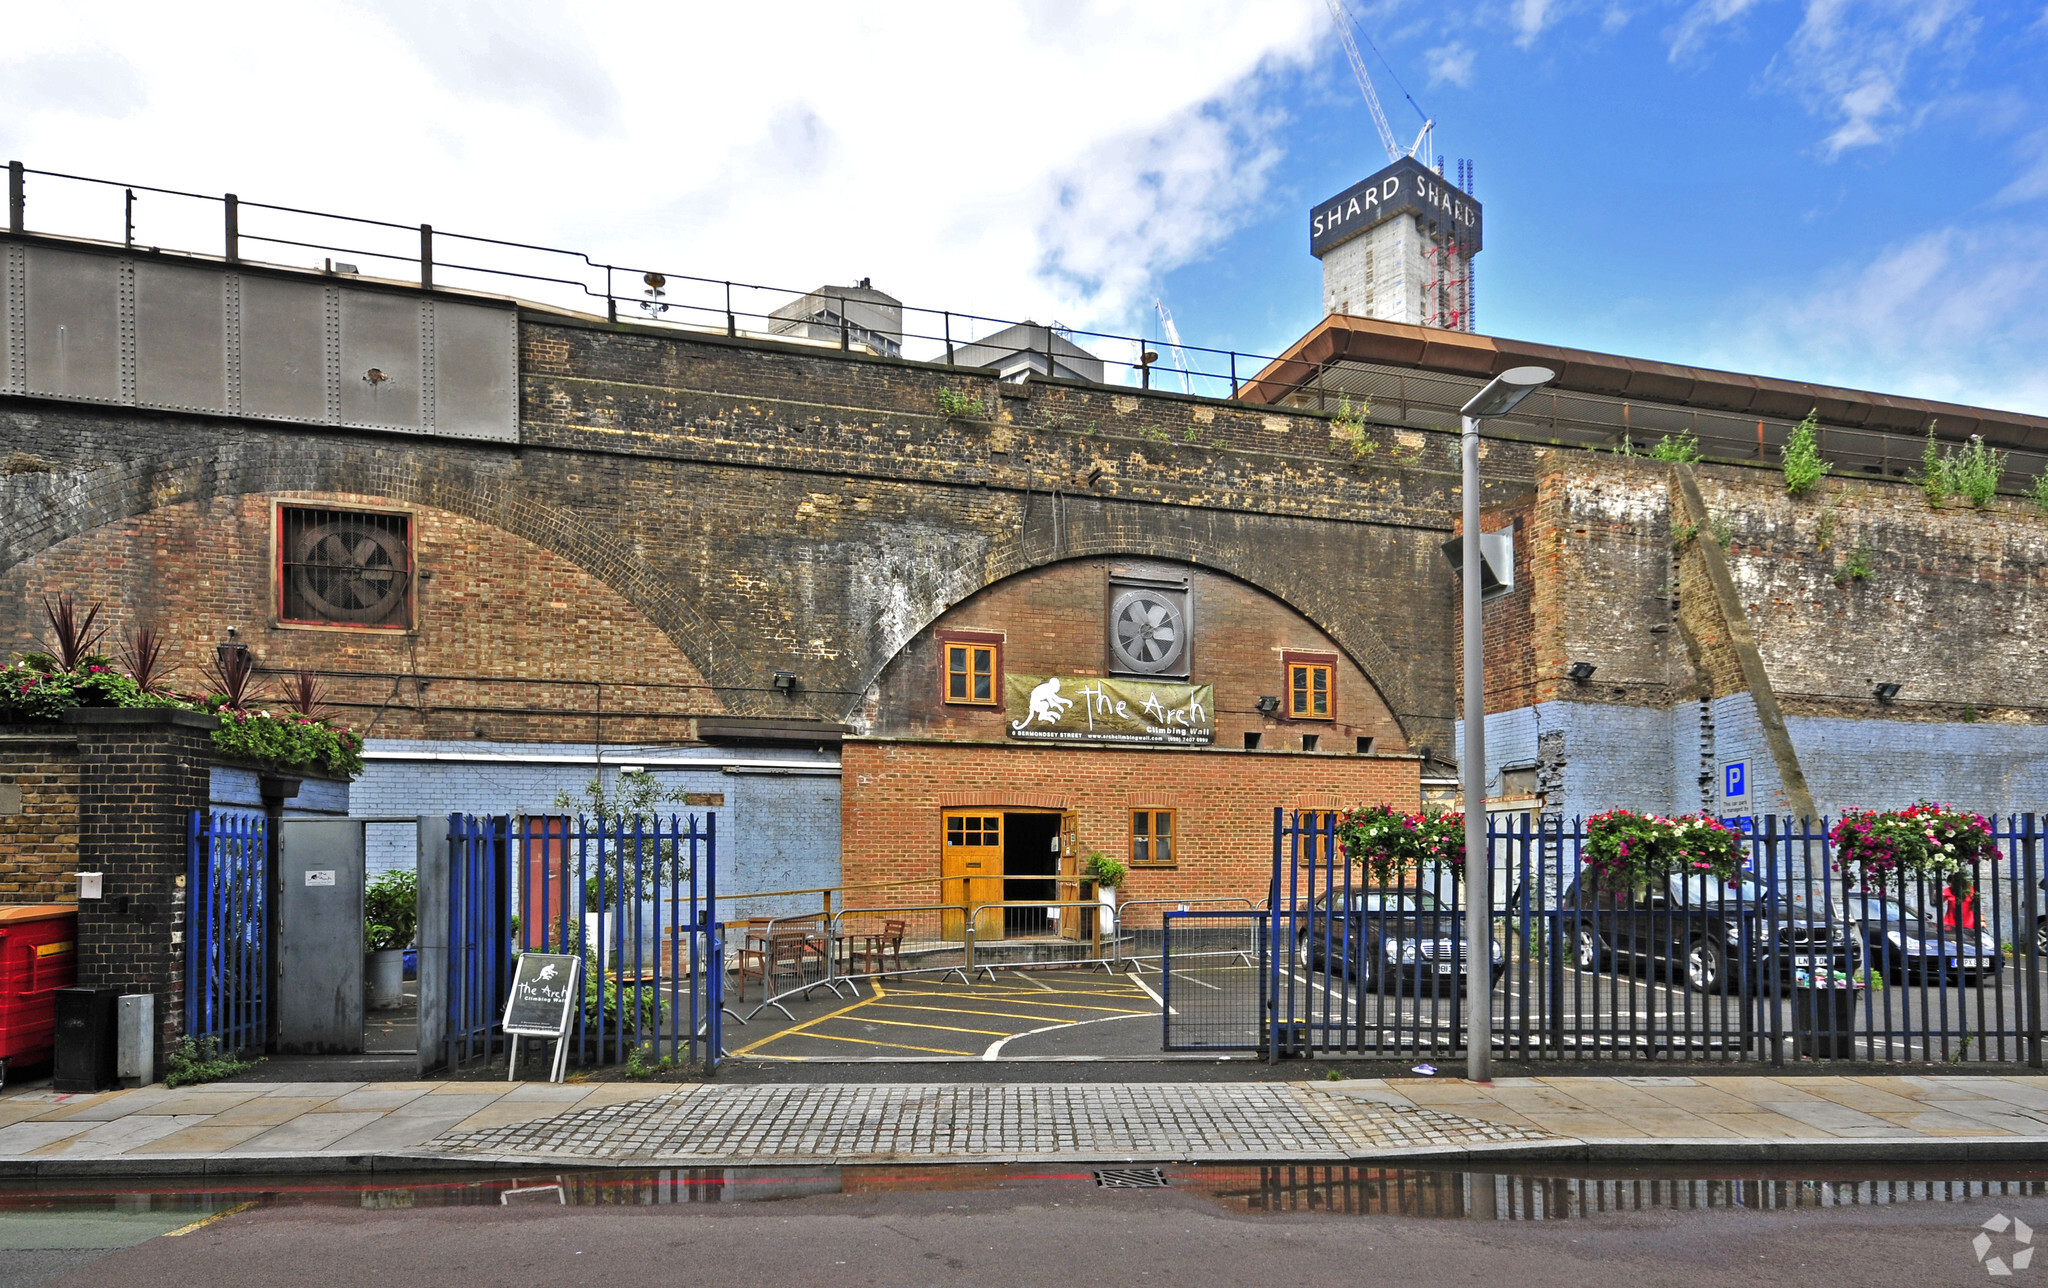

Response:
(0, 427), (765, 715)
(837, 498), (1429, 745)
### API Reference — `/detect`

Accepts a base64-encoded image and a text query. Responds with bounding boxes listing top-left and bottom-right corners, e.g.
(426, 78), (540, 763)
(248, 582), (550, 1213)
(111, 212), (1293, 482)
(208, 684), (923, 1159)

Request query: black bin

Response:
(54, 987), (120, 1093)
(1791, 986), (1859, 1060)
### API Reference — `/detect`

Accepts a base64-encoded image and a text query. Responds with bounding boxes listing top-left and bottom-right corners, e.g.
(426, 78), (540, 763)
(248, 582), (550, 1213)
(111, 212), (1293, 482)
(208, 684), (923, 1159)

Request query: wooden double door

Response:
(940, 809), (1080, 941)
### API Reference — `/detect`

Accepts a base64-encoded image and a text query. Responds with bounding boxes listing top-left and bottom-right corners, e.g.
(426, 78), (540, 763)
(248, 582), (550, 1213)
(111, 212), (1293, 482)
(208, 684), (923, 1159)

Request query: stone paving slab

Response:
(2, 1073), (2047, 1173)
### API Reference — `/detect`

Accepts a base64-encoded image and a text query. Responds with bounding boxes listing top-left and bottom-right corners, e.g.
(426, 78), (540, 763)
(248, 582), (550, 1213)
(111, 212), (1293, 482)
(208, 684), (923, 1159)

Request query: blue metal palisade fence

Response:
(1160, 809), (2048, 1066)
(515, 813), (722, 1070)
(185, 809), (269, 1055)
(445, 814), (512, 1070)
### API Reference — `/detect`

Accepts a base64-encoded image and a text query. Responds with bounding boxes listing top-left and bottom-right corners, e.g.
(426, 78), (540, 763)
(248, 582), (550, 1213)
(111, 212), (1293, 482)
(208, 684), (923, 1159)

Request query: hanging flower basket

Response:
(1829, 803), (1996, 894)
(1584, 809), (1743, 897)
(1335, 805), (1464, 886)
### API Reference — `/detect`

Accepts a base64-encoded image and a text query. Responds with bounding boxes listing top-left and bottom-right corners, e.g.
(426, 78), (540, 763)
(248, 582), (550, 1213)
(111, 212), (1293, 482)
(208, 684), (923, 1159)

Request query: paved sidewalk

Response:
(4, 1074), (2048, 1176)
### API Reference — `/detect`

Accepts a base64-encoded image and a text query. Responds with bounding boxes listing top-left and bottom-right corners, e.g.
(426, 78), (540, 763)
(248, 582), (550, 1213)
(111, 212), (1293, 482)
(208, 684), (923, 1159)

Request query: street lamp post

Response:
(1458, 365), (1556, 1082)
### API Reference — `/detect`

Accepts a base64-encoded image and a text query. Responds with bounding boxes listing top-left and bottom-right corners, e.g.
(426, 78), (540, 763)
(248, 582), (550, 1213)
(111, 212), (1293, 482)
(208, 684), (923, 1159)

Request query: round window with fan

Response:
(280, 507), (413, 628)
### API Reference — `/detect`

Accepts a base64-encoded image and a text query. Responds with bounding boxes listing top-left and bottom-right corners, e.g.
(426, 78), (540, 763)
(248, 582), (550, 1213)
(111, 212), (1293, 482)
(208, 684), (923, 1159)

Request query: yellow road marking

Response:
(818, 1014), (1010, 1037)
(732, 980), (897, 1055)
(866, 1000), (1152, 1022)
(163, 1201), (257, 1237)
(767, 1030), (976, 1056)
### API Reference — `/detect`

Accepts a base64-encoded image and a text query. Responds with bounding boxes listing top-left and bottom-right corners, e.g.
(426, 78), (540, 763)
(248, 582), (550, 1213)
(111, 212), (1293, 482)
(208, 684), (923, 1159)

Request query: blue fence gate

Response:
(185, 809), (269, 1055)
(504, 812), (723, 1070)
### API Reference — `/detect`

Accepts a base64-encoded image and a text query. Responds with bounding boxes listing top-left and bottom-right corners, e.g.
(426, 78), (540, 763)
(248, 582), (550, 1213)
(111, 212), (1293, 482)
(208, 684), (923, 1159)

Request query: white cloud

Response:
(1512, 0), (1564, 46)
(1425, 41), (1477, 87)
(1667, 0), (1765, 62)
(1705, 223), (2048, 415)
(0, 1), (1323, 348)
(1997, 127), (2048, 206)
(1778, 0), (1977, 158)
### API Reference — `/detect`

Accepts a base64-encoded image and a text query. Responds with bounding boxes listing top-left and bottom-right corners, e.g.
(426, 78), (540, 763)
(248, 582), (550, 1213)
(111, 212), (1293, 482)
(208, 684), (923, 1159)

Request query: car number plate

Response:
(1436, 964), (1453, 975)
(1792, 955), (1816, 967)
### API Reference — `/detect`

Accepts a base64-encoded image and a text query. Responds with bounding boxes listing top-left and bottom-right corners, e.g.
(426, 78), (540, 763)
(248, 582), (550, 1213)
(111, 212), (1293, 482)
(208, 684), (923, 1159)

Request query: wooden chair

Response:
(874, 919), (906, 974)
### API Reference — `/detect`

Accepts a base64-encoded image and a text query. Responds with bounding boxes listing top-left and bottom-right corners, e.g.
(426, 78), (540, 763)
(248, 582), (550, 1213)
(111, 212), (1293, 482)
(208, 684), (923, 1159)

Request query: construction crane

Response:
(1153, 301), (1193, 394)
(1323, 0), (1432, 164)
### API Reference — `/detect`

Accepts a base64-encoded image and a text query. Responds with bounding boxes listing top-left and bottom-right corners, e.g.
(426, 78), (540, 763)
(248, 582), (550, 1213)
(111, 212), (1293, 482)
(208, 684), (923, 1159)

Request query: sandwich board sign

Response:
(501, 952), (581, 1083)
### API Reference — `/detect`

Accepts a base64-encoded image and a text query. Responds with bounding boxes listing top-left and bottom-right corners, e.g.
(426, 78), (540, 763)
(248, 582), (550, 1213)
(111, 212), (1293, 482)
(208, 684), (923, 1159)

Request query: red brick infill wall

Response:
(841, 738), (1420, 927)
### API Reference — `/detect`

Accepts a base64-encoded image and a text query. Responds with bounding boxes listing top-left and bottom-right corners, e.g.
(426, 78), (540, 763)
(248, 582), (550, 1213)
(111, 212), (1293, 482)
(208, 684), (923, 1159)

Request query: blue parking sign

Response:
(1724, 761), (1746, 799)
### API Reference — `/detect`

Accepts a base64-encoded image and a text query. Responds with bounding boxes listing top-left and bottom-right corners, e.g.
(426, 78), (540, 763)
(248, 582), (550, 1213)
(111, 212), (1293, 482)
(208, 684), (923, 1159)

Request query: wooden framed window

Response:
(276, 503), (414, 630)
(1286, 659), (1335, 716)
(1131, 809), (1175, 867)
(940, 632), (1002, 706)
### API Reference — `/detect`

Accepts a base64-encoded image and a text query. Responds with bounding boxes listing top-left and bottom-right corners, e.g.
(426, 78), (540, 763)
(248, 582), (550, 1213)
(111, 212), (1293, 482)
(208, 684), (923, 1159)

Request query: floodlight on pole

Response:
(1457, 364), (1554, 1084)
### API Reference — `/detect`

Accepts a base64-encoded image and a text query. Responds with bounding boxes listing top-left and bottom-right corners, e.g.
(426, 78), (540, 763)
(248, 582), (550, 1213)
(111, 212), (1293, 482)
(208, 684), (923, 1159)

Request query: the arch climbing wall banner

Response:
(1005, 674), (1214, 745)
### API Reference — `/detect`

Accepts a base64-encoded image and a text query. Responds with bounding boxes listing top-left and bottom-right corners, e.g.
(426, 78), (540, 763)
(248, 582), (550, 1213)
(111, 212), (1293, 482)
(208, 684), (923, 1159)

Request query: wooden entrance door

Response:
(1053, 810), (1095, 942)
(941, 811), (1004, 941)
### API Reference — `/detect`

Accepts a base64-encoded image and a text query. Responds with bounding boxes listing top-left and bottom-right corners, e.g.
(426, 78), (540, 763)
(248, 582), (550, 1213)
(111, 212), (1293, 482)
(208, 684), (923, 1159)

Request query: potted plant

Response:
(364, 869), (417, 1010)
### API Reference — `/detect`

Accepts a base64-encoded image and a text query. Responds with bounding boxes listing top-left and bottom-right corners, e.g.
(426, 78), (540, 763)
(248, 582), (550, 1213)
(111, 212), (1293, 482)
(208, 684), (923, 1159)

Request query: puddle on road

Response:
(4, 1163), (2047, 1224)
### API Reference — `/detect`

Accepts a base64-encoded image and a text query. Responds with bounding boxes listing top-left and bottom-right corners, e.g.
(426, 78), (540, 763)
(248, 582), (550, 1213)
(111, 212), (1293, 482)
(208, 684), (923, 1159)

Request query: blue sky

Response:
(4, 2), (2045, 412)
(1164, 1), (2048, 413)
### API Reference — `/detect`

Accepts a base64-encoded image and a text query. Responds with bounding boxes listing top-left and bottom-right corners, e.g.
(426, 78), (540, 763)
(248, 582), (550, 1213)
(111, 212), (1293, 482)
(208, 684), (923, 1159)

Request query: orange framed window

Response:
(1288, 662), (1333, 720)
(942, 638), (1000, 705)
(1131, 809), (1175, 867)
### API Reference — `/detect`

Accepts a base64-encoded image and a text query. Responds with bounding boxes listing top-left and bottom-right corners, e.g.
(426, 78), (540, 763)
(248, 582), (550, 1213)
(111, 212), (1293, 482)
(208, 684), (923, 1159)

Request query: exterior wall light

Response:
(772, 671), (798, 693)
(1567, 661), (1597, 682)
(1873, 682), (1901, 703)
(1255, 695), (1280, 716)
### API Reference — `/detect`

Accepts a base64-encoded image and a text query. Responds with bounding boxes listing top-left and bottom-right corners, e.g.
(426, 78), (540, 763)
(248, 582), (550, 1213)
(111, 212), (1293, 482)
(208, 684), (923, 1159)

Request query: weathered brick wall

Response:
(67, 709), (215, 1067)
(841, 739), (1420, 926)
(0, 731), (80, 903)
(0, 493), (719, 744)
(2, 317), (1536, 758)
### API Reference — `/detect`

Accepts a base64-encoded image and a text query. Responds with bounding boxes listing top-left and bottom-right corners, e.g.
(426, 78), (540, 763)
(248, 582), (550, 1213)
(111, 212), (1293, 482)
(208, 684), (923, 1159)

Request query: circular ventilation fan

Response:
(1109, 589), (1185, 674)
(291, 518), (409, 624)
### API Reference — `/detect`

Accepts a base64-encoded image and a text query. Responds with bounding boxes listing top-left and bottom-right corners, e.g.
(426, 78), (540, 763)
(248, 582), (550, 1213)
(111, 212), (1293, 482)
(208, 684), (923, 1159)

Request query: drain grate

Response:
(1094, 1167), (1170, 1189)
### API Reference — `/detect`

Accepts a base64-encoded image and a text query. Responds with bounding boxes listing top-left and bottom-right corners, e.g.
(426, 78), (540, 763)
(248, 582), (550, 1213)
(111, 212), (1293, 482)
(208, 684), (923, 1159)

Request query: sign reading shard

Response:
(1006, 674), (1214, 745)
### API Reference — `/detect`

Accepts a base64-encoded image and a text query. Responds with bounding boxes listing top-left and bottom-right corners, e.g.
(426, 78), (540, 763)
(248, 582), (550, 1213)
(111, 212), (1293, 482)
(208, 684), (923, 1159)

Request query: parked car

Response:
(1841, 893), (2001, 985)
(1293, 888), (1505, 995)
(1558, 872), (1856, 993)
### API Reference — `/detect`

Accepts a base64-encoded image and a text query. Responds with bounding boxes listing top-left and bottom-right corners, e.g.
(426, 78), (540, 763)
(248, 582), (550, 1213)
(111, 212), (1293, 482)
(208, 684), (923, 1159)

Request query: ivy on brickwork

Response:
(0, 594), (364, 779)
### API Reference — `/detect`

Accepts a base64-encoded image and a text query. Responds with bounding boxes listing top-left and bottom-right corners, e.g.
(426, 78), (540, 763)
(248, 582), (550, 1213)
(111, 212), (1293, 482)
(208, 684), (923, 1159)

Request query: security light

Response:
(1255, 695), (1280, 716)
(772, 670), (798, 693)
(1873, 681), (1901, 703)
(1460, 366), (1557, 420)
(1567, 661), (1597, 682)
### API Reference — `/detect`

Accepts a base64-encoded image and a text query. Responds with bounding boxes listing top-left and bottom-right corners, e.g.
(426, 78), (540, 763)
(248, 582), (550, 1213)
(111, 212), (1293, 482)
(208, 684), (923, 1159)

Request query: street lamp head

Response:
(1460, 365), (1557, 420)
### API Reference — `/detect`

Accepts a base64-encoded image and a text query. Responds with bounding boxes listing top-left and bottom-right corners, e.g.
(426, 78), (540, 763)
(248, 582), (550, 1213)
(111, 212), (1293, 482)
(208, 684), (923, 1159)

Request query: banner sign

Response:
(1006, 674), (1214, 745)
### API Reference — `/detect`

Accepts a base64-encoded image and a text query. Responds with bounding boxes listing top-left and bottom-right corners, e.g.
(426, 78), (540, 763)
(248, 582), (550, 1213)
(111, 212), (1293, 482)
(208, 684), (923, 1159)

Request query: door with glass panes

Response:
(941, 811), (1005, 941)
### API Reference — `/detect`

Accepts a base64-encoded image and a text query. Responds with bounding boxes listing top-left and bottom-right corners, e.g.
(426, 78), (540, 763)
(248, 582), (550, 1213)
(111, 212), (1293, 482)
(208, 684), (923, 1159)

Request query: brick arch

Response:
(848, 515), (1424, 743)
(0, 431), (766, 713)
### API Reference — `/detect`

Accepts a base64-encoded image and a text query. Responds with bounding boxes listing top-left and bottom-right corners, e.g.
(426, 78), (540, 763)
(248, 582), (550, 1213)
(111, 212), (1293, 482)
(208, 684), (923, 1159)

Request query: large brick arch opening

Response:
(0, 492), (722, 743)
(851, 552), (1414, 750)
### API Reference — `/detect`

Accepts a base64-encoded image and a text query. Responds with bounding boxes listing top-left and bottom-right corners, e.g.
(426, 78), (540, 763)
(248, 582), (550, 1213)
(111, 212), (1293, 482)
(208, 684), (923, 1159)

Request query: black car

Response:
(1840, 892), (2000, 985)
(1559, 872), (1856, 993)
(1293, 888), (1505, 994)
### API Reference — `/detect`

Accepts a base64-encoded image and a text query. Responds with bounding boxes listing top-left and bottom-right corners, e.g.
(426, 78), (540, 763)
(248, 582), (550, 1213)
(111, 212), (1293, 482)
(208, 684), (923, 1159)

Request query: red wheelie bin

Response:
(0, 905), (78, 1087)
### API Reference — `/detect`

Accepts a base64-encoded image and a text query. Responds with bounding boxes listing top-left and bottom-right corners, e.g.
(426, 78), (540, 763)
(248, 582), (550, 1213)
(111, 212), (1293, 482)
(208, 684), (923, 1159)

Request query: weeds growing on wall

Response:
(934, 387), (985, 419)
(1332, 396), (1375, 462)
(1781, 410), (1832, 496)
(1920, 425), (2008, 508)
(1833, 543), (1874, 586)
(2032, 470), (2048, 514)
(1649, 430), (1702, 463)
